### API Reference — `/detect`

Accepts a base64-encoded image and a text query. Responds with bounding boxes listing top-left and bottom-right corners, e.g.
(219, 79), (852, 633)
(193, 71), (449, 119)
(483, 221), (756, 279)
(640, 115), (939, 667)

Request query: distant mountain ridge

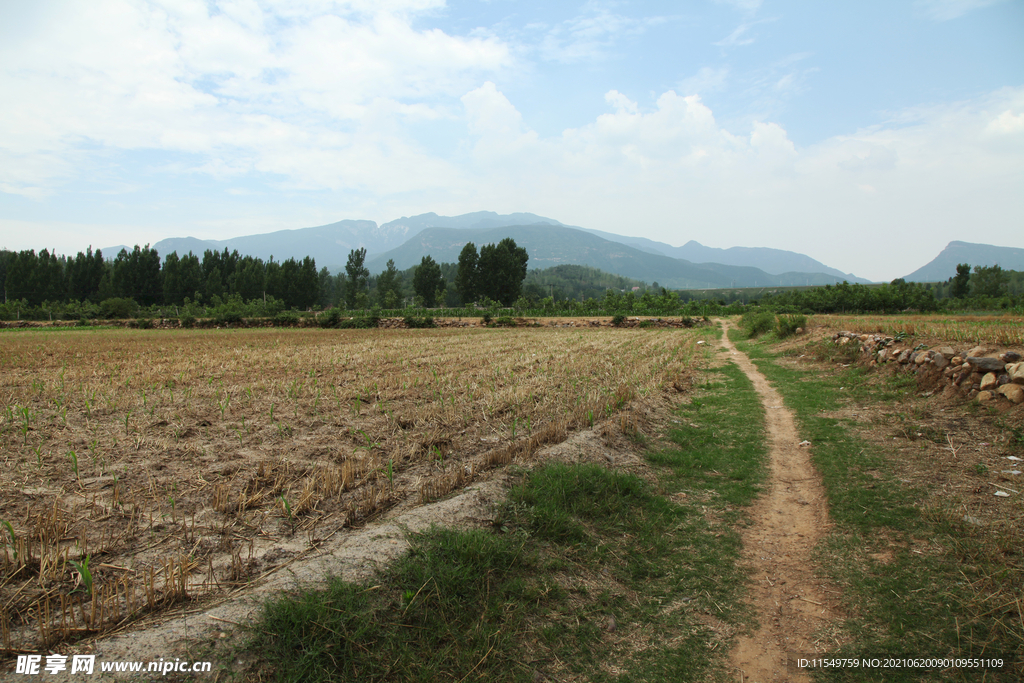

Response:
(101, 210), (868, 287)
(577, 230), (865, 282)
(903, 241), (1024, 282)
(365, 225), (858, 290)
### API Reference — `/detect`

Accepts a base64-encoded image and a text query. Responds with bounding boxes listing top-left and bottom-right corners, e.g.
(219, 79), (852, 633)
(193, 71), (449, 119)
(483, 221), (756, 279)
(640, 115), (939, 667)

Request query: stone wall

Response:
(832, 331), (1024, 405)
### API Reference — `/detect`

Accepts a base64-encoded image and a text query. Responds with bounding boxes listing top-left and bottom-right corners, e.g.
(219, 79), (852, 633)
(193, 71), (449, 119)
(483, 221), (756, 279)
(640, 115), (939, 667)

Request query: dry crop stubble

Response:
(0, 325), (702, 654)
(810, 313), (1024, 347)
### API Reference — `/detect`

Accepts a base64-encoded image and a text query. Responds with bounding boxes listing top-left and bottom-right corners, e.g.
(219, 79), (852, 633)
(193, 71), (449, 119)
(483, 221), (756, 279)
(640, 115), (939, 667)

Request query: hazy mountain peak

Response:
(902, 240), (1024, 282)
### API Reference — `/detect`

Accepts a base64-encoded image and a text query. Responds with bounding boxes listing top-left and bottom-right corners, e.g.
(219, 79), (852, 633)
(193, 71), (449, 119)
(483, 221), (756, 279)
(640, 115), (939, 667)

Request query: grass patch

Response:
(242, 362), (770, 682)
(649, 362), (767, 509)
(731, 329), (1024, 681)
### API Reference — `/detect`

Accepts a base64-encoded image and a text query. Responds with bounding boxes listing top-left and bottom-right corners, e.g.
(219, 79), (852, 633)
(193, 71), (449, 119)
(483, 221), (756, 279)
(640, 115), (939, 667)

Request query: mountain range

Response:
(100, 211), (875, 289)
(363, 224), (861, 289)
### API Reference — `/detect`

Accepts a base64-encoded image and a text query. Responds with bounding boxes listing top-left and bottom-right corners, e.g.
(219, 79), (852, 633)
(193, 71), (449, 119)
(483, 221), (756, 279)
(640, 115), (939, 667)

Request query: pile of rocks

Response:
(832, 331), (1024, 405)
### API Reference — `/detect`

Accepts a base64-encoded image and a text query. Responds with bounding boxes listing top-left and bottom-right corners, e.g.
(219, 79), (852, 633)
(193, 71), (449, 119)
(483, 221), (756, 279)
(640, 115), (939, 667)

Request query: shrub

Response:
(100, 297), (139, 319)
(319, 308), (342, 329)
(274, 311), (301, 327)
(494, 316), (516, 327)
(215, 310), (243, 325)
(740, 310), (775, 338)
(180, 313), (196, 328)
(481, 313), (492, 325)
(611, 314), (627, 327)
(775, 314), (807, 338)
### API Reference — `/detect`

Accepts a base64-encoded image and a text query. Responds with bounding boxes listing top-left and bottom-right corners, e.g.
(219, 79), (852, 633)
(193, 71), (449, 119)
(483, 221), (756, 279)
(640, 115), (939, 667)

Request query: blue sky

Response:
(1, 0), (1022, 281)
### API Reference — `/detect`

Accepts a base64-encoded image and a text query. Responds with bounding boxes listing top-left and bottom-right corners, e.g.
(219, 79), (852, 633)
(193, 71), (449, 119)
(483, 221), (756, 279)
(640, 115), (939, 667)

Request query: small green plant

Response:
(70, 555), (93, 596)
(67, 450), (80, 481)
(385, 458), (395, 489)
(18, 406), (31, 445)
(974, 463), (988, 475)
(1, 519), (17, 560)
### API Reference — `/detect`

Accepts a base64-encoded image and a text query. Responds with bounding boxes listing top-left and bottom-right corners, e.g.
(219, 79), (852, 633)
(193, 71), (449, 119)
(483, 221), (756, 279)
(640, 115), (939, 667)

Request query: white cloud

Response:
(986, 109), (1024, 135)
(914, 0), (1007, 21)
(0, 0), (511, 197)
(679, 67), (730, 96)
(535, 4), (667, 63)
(715, 0), (763, 14)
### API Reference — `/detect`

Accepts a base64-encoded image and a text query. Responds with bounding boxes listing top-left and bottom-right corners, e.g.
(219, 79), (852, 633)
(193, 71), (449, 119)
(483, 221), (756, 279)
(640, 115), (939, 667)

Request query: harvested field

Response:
(810, 313), (1024, 347)
(0, 325), (704, 655)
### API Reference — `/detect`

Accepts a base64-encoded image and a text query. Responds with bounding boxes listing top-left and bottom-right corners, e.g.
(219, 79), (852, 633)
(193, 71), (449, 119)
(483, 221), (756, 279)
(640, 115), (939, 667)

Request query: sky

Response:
(0, 0), (1022, 282)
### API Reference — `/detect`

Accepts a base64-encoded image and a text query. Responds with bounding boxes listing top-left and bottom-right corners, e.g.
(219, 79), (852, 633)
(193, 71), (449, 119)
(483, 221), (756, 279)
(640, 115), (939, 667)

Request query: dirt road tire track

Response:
(721, 323), (840, 682)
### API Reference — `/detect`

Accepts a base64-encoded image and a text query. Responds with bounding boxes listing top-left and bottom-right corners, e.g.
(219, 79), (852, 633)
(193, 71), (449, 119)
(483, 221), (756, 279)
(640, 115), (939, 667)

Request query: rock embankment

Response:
(832, 331), (1024, 406)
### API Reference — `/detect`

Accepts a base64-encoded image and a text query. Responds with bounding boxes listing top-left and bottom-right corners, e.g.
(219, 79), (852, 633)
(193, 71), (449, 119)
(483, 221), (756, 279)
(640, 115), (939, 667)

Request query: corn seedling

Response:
(70, 555), (93, 596)
(1, 519), (17, 561)
(67, 450), (80, 481)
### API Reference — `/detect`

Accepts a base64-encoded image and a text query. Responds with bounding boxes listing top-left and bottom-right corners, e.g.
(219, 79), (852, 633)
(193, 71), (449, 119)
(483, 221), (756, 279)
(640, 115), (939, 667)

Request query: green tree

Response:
(376, 259), (403, 309)
(478, 238), (528, 306)
(455, 242), (479, 304)
(413, 255), (445, 308)
(112, 245), (161, 306)
(950, 263), (971, 299)
(4, 250), (38, 304)
(317, 267), (336, 308)
(344, 248), (369, 309)
(233, 257), (266, 302)
(162, 252), (184, 305)
(972, 264), (1008, 298)
(67, 247), (106, 303)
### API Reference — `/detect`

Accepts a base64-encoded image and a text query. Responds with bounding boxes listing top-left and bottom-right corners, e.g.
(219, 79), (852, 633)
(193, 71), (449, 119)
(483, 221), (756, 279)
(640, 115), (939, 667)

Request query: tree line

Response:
(0, 237), (533, 317)
(3, 242), (1019, 322)
(756, 264), (1023, 314)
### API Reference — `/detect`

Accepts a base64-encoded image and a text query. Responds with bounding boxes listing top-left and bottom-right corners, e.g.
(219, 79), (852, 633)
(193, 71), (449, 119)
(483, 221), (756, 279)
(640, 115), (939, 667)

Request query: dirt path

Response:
(720, 323), (840, 682)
